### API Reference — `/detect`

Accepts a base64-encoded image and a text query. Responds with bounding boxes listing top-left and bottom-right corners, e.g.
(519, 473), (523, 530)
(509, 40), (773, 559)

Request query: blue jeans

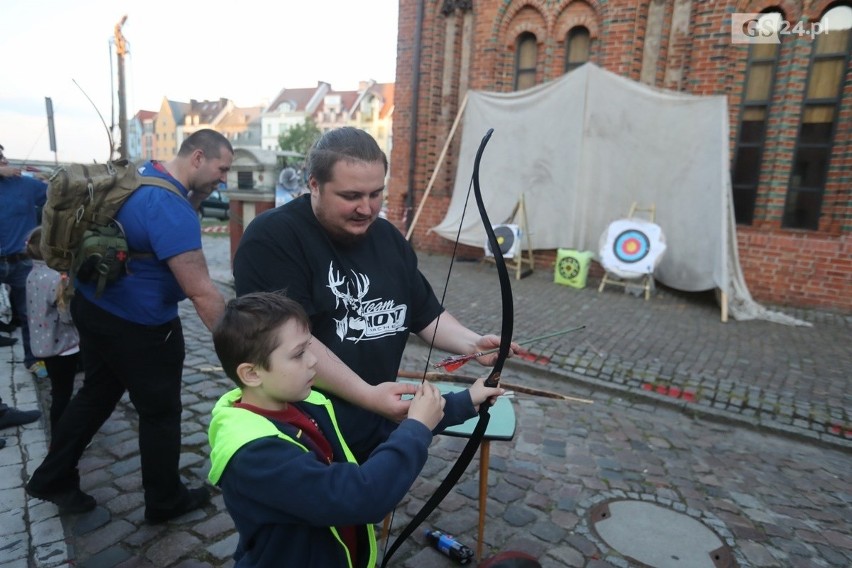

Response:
(0, 258), (35, 368)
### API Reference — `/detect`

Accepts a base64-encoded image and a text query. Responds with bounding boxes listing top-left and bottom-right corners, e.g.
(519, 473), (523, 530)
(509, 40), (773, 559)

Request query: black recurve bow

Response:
(381, 128), (513, 566)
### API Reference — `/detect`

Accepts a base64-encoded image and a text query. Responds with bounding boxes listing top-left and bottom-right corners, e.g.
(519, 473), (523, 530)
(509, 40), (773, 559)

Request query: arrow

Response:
(397, 370), (593, 403)
(434, 325), (586, 371)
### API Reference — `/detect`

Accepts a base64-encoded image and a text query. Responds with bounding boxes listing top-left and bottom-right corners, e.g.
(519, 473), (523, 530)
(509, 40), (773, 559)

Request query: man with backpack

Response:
(27, 129), (231, 521)
(0, 144), (49, 377)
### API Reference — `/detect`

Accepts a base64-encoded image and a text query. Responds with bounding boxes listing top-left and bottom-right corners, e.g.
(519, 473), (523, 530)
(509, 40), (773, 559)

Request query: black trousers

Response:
(28, 293), (188, 512)
(43, 352), (81, 432)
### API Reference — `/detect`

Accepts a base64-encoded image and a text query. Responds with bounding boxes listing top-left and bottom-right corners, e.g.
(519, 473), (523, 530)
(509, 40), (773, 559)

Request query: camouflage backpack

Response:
(40, 160), (183, 297)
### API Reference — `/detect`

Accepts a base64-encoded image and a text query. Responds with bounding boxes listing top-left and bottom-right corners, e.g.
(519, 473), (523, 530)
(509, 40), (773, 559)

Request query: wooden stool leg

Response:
(477, 441), (491, 560)
(380, 513), (391, 547)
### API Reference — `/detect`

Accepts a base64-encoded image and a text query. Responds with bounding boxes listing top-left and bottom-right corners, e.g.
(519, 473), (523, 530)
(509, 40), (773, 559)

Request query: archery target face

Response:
(484, 224), (520, 258)
(613, 230), (650, 263)
(558, 256), (581, 280)
(599, 218), (666, 279)
(554, 249), (592, 288)
(494, 226), (515, 254)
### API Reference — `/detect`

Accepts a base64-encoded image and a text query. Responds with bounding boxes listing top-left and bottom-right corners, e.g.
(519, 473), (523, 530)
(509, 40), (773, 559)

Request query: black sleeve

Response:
(232, 210), (316, 313)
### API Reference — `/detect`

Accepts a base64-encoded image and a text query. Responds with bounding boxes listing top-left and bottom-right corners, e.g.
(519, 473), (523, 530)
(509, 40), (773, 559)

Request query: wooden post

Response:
(477, 441), (490, 560)
(405, 92), (469, 240)
(380, 513), (391, 547)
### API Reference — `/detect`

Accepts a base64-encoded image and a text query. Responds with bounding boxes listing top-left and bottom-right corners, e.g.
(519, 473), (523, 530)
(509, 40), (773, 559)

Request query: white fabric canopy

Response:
(431, 64), (807, 325)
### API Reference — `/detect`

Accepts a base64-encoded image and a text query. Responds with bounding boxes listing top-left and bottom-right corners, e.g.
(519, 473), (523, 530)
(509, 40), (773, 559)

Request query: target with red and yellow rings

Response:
(613, 230), (651, 263)
(598, 218), (666, 279)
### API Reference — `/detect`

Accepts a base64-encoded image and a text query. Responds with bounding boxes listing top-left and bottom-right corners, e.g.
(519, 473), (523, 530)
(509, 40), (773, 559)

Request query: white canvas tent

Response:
(430, 64), (806, 325)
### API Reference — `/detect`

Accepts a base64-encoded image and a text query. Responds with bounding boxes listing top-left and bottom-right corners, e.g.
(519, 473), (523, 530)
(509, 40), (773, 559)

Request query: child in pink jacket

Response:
(25, 227), (80, 434)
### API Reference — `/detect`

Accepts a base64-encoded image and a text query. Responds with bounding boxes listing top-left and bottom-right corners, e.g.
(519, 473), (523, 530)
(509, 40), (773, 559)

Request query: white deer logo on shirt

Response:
(326, 261), (407, 343)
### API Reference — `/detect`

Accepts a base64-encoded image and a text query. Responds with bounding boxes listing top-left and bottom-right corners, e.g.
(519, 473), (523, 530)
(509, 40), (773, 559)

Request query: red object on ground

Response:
(642, 382), (696, 403)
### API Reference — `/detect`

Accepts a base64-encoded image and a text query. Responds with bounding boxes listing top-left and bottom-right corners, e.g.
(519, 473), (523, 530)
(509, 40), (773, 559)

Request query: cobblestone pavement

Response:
(2, 230), (850, 568)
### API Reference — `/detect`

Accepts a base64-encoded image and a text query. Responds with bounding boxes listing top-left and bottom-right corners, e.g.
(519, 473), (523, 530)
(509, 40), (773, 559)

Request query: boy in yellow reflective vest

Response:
(208, 292), (503, 567)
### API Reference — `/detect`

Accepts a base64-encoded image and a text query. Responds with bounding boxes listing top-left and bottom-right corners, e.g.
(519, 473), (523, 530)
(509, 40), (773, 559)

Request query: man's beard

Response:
(319, 214), (375, 248)
(328, 224), (372, 247)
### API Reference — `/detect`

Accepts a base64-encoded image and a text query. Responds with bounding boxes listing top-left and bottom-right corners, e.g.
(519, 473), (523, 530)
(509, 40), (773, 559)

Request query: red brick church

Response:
(386, 0), (851, 312)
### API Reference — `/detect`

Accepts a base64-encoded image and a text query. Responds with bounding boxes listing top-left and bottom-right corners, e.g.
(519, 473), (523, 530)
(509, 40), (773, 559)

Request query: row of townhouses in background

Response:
(126, 79), (394, 186)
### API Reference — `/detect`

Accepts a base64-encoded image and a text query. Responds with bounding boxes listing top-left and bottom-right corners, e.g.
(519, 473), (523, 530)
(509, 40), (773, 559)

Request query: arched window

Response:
(784, 5), (852, 229)
(565, 26), (591, 72)
(514, 32), (538, 90)
(731, 12), (782, 225)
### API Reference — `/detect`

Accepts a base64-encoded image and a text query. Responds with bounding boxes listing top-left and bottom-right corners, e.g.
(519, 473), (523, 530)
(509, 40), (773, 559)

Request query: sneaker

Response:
(0, 408), (41, 430)
(145, 486), (211, 524)
(25, 485), (97, 514)
(29, 361), (48, 380)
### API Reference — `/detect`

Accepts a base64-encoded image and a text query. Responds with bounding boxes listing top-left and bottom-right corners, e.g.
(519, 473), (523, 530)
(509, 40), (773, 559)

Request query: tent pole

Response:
(405, 91), (469, 241)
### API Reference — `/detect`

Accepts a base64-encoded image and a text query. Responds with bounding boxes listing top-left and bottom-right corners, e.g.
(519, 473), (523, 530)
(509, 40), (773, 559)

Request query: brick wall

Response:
(737, 229), (851, 311)
(390, 0), (851, 312)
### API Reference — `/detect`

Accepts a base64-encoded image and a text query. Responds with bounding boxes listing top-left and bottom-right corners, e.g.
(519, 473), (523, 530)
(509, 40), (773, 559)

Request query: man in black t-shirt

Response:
(234, 127), (513, 461)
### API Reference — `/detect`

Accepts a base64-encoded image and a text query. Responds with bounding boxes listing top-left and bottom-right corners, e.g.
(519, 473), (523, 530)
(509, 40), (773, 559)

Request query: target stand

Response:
(483, 194), (535, 280)
(597, 203), (664, 301)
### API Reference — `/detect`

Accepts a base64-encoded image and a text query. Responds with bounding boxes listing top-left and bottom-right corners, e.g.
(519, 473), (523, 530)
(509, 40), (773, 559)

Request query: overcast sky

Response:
(1, 0), (399, 163)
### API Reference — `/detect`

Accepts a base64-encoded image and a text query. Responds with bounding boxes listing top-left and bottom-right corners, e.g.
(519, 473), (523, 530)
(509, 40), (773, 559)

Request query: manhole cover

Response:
(589, 499), (736, 567)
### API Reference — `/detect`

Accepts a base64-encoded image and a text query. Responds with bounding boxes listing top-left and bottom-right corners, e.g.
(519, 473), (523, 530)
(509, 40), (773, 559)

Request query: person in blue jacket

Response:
(208, 292), (503, 568)
(0, 143), (49, 376)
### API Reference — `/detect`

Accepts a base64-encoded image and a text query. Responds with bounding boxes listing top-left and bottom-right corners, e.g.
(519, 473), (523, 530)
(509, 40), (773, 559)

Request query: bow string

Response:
(381, 128), (513, 566)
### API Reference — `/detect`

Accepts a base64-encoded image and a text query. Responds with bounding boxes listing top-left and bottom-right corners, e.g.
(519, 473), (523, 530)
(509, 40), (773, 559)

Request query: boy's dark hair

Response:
(307, 127), (388, 185)
(213, 292), (311, 387)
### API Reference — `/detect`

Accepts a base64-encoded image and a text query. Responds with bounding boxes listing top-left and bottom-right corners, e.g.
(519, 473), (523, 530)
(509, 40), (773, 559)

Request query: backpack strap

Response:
(137, 175), (184, 199)
(126, 174), (190, 262)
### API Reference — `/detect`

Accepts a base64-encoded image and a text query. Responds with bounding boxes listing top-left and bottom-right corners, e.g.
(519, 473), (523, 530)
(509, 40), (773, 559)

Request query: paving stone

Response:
(143, 531), (202, 566)
(502, 503), (537, 527)
(29, 517), (65, 546)
(529, 520), (568, 543)
(490, 481), (525, 504)
(78, 520), (137, 555)
(67, 507), (112, 538)
(205, 532), (238, 561)
(80, 546), (133, 568)
(0, 505), (24, 531)
(739, 540), (784, 566)
(0, 531), (27, 562)
(193, 513), (235, 539)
